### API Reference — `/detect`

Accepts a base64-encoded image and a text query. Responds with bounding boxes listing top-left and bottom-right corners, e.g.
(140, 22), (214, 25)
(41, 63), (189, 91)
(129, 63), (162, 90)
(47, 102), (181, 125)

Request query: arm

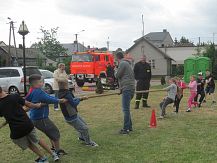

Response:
(24, 100), (42, 109)
(39, 90), (60, 104)
(163, 85), (172, 91)
(133, 63), (139, 80)
(65, 93), (80, 107)
(115, 62), (125, 79)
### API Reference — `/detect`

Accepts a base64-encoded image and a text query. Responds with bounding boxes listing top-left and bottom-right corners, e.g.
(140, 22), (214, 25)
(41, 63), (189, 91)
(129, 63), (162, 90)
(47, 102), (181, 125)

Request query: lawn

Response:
(0, 87), (217, 163)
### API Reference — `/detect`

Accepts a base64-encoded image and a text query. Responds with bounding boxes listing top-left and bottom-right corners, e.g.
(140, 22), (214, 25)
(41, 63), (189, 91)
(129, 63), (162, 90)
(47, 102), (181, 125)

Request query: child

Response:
(194, 73), (205, 107)
(204, 70), (216, 104)
(0, 86), (59, 163)
(57, 79), (98, 147)
(186, 75), (198, 112)
(26, 74), (67, 156)
(174, 77), (186, 113)
(159, 78), (177, 119)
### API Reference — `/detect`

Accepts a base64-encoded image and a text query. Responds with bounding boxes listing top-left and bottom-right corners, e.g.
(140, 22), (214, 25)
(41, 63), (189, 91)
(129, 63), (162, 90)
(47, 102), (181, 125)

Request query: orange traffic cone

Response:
(150, 109), (157, 128)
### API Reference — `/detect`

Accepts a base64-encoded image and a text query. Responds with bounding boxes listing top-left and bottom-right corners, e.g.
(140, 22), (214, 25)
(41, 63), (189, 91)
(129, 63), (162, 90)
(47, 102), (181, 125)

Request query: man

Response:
(53, 63), (68, 111)
(115, 52), (135, 134)
(134, 55), (152, 109)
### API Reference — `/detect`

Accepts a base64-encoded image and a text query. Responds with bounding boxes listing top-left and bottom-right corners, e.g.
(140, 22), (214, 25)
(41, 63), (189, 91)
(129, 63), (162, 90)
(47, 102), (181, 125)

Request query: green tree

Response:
(35, 27), (67, 61)
(203, 43), (217, 79)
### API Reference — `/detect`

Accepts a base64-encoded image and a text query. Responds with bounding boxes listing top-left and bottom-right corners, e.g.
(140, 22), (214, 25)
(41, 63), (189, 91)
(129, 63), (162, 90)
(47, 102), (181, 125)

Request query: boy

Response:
(26, 74), (67, 156)
(159, 78), (177, 119)
(57, 79), (98, 147)
(204, 70), (216, 104)
(194, 73), (205, 107)
(0, 86), (59, 163)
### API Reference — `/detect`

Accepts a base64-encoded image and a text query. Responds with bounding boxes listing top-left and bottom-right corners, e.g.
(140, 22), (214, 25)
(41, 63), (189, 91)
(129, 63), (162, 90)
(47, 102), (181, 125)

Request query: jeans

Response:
(160, 97), (174, 116)
(122, 89), (135, 130)
(66, 114), (91, 144)
(54, 90), (59, 109)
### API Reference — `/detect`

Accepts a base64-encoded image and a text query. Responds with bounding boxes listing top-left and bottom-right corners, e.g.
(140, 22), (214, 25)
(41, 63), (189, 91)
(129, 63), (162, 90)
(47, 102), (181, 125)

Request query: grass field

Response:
(0, 86), (217, 163)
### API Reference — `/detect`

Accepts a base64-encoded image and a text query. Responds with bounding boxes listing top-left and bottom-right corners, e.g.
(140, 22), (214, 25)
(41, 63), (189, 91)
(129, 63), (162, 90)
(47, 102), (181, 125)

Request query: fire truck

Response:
(70, 51), (115, 87)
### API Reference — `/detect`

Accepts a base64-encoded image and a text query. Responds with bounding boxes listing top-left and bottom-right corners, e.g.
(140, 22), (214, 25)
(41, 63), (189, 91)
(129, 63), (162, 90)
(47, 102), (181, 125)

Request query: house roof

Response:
(127, 37), (174, 60)
(0, 46), (43, 59)
(61, 43), (87, 54)
(144, 32), (169, 41)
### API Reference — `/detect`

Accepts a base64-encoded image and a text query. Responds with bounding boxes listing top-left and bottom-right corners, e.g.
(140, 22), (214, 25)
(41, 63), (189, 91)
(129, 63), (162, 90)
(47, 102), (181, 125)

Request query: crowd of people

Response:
(0, 52), (216, 162)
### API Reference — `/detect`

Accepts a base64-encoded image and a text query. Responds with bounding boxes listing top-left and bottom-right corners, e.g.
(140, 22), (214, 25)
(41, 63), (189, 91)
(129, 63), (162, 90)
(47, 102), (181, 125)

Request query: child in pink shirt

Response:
(186, 75), (198, 112)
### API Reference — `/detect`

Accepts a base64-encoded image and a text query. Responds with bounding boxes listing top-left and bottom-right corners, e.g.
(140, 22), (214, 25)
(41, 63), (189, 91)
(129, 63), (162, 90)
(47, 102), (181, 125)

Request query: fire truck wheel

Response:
(77, 81), (85, 87)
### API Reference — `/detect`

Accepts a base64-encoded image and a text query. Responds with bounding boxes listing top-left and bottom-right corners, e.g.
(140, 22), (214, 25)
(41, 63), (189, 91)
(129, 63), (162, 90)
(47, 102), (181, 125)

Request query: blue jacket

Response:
(26, 88), (59, 120)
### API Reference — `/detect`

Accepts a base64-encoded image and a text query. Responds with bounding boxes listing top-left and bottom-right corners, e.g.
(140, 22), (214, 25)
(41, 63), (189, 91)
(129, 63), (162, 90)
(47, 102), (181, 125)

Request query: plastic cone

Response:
(150, 109), (157, 128)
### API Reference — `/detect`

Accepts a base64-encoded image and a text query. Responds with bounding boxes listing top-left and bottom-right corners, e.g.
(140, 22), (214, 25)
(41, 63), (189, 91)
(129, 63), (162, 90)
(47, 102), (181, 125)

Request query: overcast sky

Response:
(0, 0), (217, 50)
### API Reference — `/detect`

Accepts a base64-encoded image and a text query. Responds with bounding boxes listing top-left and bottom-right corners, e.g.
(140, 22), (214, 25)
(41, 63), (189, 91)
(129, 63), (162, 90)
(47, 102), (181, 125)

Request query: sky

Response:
(0, 0), (217, 50)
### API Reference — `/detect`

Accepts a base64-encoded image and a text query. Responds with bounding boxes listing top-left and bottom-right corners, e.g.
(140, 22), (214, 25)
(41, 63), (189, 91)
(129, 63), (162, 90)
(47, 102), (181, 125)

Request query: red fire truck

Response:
(70, 51), (115, 87)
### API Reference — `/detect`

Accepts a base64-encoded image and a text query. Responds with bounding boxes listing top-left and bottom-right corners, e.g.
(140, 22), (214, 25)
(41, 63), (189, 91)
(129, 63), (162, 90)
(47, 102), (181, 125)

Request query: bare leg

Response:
(38, 138), (53, 155)
(28, 143), (45, 158)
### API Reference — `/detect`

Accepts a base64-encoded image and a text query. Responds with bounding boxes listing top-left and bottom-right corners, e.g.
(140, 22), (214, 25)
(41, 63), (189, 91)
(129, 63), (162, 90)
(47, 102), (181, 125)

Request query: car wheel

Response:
(76, 80), (85, 87)
(45, 84), (53, 94)
(9, 86), (19, 94)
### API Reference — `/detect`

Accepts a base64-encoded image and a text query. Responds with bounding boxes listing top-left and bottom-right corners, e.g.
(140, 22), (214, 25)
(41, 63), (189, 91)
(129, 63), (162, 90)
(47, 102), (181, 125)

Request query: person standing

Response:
(53, 63), (68, 111)
(115, 52), (135, 135)
(134, 55), (152, 109)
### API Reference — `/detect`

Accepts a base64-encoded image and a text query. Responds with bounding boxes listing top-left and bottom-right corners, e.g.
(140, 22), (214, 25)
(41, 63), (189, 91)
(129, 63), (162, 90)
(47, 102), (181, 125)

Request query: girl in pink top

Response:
(186, 75), (198, 112)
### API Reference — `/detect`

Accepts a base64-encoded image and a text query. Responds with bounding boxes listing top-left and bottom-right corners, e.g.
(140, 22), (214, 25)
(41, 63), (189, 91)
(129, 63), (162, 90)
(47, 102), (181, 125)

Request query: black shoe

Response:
(78, 137), (85, 142)
(56, 149), (67, 156)
(203, 100), (206, 103)
(119, 129), (129, 135)
(186, 109), (191, 112)
(129, 128), (133, 132)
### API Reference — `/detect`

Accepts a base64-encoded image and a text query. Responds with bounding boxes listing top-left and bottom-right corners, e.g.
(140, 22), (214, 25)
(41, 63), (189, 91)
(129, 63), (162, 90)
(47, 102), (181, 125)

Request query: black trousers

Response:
(194, 90), (205, 103)
(135, 80), (150, 105)
(174, 95), (183, 113)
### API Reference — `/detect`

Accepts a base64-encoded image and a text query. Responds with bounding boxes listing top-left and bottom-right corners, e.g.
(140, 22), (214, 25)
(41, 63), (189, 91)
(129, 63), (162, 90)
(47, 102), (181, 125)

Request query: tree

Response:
(35, 27), (67, 61)
(175, 36), (194, 46)
(203, 43), (217, 79)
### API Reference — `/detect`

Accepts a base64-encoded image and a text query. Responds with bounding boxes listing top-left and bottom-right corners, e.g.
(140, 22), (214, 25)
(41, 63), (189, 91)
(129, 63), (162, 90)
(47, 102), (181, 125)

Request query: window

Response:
(71, 54), (93, 62)
(149, 59), (156, 69)
(0, 69), (10, 78)
(41, 71), (53, 79)
(10, 69), (20, 77)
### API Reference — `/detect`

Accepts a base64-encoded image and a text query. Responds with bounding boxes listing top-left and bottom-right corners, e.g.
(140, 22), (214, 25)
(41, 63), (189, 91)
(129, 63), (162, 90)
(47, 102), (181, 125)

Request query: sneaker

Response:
(158, 116), (164, 119)
(56, 149), (67, 156)
(86, 141), (99, 147)
(186, 108), (191, 112)
(203, 100), (206, 103)
(54, 108), (59, 111)
(119, 129), (129, 135)
(35, 157), (49, 163)
(78, 137), (85, 142)
(129, 128), (133, 132)
(52, 152), (60, 162)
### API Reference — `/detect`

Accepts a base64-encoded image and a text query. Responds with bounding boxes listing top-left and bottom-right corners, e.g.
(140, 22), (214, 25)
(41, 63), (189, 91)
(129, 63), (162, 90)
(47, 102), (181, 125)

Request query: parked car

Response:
(0, 67), (42, 94)
(39, 69), (75, 94)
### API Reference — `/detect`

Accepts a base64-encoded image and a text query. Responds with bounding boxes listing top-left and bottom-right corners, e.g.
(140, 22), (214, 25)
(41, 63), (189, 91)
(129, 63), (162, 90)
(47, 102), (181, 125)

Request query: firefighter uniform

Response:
(134, 61), (152, 108)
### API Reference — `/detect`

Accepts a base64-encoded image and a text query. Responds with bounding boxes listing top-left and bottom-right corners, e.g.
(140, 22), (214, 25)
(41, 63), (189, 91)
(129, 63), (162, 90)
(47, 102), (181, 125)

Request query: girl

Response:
(186, 75), (198, 112)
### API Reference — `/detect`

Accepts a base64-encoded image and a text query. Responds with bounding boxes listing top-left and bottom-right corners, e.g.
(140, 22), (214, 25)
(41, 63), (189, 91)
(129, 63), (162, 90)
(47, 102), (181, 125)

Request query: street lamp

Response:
(74, 30), (85, 52)
(18, 20), (29, 96)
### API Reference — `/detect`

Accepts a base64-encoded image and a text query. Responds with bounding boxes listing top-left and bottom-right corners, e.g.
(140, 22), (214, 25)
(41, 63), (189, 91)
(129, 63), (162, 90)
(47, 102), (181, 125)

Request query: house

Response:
(61, 42), (87, 55)
(143, 29), (174, 48)
(126, 37), (173, 76)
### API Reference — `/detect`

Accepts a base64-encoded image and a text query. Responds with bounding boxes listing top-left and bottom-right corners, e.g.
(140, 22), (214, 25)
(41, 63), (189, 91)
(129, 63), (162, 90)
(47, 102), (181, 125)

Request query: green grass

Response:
(0, 88), (217, 163)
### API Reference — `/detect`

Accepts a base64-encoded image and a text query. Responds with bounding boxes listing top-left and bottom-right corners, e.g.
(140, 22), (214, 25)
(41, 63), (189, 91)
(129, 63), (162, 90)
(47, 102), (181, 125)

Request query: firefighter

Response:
(134, 55), (152, 109)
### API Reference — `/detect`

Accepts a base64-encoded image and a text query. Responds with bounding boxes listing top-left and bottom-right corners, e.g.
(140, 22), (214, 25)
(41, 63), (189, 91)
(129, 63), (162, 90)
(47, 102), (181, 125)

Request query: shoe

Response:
(203, 100), (206, 103)
(78, 137), (85, 142)
(56, 149), (67, 156)
(129, 128), (133, 132)
(212, 101), (216, 104)
(198, 103), (201, 108)
(35, 157), (49, 163)
(119, 129), (129, 135)
(52, 152), (60, 162)
(54, 108), (59, 111)
(186, 108), (191, 112)
(86, 141), (99, 147)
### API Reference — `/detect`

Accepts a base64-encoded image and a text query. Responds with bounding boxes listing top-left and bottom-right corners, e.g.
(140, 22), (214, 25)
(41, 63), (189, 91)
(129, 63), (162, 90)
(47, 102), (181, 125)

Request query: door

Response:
(0, 69), (11, 91)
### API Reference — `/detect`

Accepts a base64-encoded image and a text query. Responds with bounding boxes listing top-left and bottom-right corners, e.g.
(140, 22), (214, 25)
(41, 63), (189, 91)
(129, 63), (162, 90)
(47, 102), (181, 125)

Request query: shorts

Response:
(33, 118), (60, 141)
(206, 87), (215, 94)
(12, 128), (39, 150)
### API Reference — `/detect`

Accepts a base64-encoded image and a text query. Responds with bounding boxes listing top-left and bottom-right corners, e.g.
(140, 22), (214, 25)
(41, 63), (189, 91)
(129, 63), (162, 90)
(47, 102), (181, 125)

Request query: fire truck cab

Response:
(70, 51), (114, 87)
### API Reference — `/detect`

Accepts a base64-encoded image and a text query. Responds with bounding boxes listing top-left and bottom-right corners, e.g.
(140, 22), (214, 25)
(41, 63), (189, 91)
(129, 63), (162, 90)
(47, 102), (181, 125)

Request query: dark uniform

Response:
(134, 61), (152, 108)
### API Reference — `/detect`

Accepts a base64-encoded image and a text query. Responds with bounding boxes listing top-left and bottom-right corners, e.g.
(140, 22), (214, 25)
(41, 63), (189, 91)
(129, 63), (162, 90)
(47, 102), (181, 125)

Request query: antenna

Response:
(142, 14), (144, 37)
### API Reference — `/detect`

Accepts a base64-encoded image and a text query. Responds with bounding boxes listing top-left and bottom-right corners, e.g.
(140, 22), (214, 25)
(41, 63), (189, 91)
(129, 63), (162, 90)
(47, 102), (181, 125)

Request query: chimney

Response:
(163, 29), (167, 32)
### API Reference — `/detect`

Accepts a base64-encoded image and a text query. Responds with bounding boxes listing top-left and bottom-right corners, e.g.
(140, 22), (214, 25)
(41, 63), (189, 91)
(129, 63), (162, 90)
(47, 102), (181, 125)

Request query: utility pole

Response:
(198, 37), (200, 46)
(75, 33), (78, 52)
(106, 37), (110, 51)
(7, 17), (18, 66)
(142, 14), (145, 37)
